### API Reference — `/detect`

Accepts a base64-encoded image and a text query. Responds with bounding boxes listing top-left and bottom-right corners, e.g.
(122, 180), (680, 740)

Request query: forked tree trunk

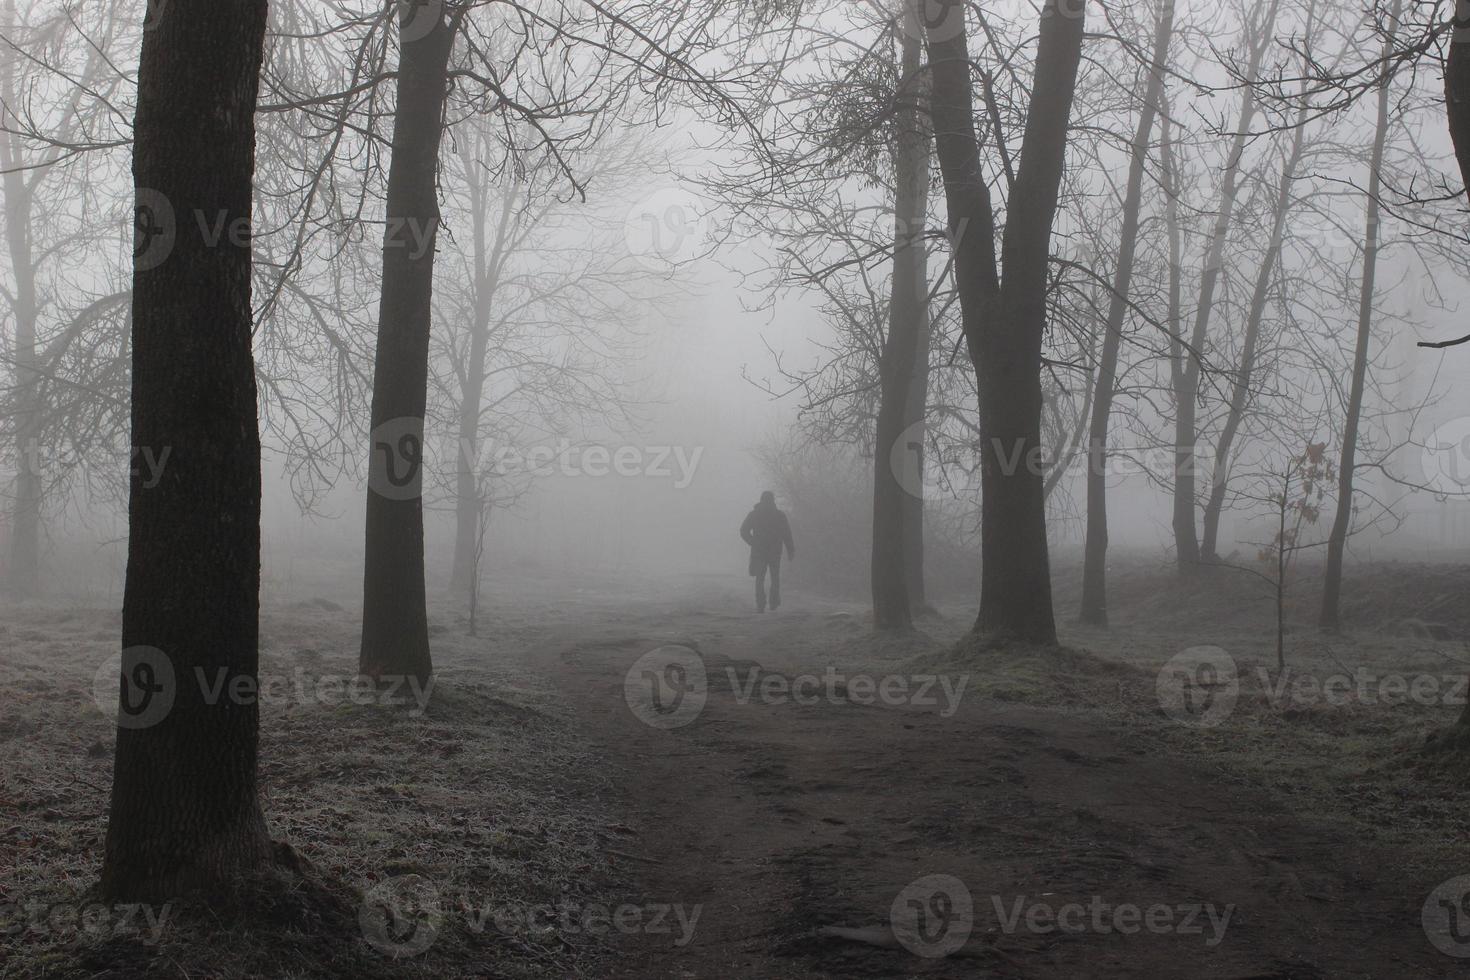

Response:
(1320, 0), (1399, 631)
(100, 0), (272, 903)
(1172, 0), (1280, 572)
(1079, 0), (1174, 626)
(361, 4), (456, 682)
(873, 5), (931, 630)
(927, 0), (1085, 645)
(1449, 1), (1470, 202)
(1200, 93), (1311, 561)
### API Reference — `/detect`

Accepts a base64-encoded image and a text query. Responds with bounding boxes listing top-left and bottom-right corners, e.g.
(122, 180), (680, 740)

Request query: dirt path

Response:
(524, 601), (1463, 979)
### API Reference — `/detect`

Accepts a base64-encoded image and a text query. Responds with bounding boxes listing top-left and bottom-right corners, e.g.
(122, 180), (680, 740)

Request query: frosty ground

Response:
(3, 557), (1469, 978)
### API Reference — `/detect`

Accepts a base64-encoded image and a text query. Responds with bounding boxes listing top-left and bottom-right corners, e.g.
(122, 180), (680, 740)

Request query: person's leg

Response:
(755, 563), (767, 612)
(769, 557), (782, 610)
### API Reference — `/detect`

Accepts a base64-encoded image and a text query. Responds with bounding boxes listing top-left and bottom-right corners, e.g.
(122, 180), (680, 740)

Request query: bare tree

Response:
(1319, 0), (1402, 630)
(0, 0), (131, 595)
(433, 124), (657, 593)
(925, 0), (1086, 645)
(1170, 0), (1282, 572)
(1078, 0), (1175, 626)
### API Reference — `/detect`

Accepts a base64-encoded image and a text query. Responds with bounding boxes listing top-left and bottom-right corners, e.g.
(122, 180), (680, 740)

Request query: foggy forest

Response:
(6, 0), (1470, 976)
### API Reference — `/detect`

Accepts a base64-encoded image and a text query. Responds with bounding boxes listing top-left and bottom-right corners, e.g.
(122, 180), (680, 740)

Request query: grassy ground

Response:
(0, 595), (630, 979)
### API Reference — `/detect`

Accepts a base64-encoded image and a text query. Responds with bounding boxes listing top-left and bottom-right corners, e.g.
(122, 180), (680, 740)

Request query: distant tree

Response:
(0, 0), (132, 595)
(1170, 0), (1282, 573)
(1078, 0), (1174, 626)
(100, 0), (273, 901)
(434, 124), (655, 596)
(1319, 0), (1402, 631)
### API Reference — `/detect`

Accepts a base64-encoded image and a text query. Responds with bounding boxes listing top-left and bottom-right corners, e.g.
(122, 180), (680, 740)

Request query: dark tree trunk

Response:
(1449, 1), (1470, 203)
(1200, 96), (1310, 561)
(927, 0), (1085, 646)
(99, 0), (272, 903)
(361, 5), (456, 682)
(1320, 0), (1397, 630)
(872, 6), (931, 630)
(1443, 3), (1470, 739)
(1079, 0), (1173, 626)
(1171, 0), (1279, 572)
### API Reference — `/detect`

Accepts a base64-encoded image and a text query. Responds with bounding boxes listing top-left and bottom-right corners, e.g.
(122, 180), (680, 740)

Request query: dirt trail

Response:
(524, 600), (1462, 979)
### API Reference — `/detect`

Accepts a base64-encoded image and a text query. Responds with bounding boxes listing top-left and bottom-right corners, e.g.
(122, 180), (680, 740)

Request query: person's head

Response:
(759, 490), (776, 507)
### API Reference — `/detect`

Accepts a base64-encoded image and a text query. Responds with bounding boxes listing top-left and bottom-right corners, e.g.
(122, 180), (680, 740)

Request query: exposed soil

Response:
(537, 596), (1466, 979)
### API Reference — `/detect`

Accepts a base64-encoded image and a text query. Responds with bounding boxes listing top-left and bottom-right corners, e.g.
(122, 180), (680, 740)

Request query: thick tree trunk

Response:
(873, 7), (930, 630)
(927, 0), (1085, 646)
(1320, 0), (1398, 631)
(1200, 102), (1309, 560)
(361, 6), (455, 682)
(99, 0), (272, 903)
(1079, 0), (1173, 626)
(1449, 1), (1470, 202)
(1451, 12), (1470, 741)
(1172, 0), (1279, 572)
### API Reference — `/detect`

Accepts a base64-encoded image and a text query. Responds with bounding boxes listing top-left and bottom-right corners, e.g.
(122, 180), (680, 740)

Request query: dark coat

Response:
(740, 502), (794, 574)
